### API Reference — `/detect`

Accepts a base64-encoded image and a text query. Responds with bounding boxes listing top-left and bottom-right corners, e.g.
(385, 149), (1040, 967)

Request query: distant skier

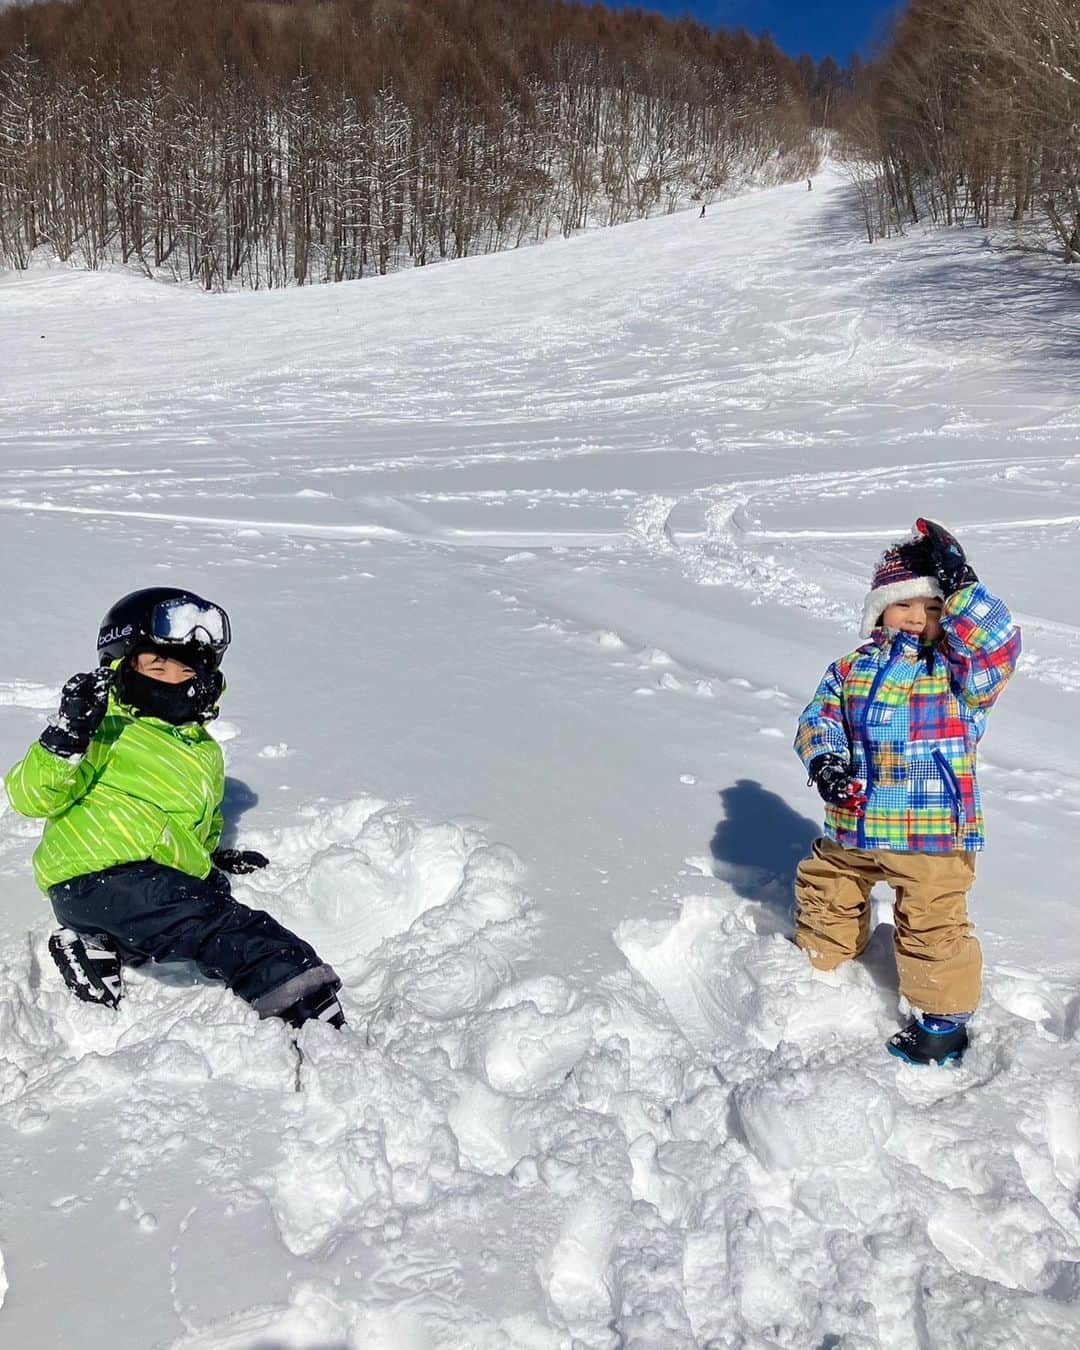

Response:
(699, 204), (706, 218)
(5, 589), (344, 1029)
(793, 521), (1020, 1065)
(807, 179), (813, 192)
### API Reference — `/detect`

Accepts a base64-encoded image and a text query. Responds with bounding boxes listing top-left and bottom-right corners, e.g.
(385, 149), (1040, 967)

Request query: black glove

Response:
(809, 753), (866, 812)
(211, 848), (270, 875)
(39, 668), (115, 759)
(905, 518), (978, 596)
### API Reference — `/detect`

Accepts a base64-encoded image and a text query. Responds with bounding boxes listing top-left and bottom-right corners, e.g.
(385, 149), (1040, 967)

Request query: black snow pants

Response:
(49, 861), (338, 1019)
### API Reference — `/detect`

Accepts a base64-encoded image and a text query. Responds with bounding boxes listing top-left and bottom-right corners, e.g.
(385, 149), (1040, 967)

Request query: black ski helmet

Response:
(97, 588), (232, 668)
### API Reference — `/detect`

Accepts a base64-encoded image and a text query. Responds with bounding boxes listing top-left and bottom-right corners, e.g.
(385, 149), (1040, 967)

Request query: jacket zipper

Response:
(932, 748), (965, 843)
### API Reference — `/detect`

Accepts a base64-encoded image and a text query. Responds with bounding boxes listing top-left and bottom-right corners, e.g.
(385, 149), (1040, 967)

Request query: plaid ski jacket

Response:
(795, 583), (1020, 853)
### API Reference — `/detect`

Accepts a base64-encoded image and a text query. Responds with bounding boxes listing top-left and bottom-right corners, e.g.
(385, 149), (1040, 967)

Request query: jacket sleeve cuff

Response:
(943, 581), (980, 616)
(30, 739), (85, 776)
(38, 742), (83, 765)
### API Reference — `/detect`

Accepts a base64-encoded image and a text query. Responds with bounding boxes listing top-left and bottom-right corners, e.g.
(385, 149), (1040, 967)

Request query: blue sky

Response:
(598, 1), (904, 63)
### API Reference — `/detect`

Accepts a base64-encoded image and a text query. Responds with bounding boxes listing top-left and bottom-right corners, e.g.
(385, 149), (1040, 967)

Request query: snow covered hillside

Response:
(1, 167), (1079, 1348)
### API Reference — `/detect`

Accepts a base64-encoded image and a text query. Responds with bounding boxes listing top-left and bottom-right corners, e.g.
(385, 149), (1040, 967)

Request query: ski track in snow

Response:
(1, 167), (1080, 1346)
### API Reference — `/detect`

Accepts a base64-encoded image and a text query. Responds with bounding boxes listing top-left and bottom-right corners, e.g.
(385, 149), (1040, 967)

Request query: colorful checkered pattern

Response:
(796, 583), (1020, 853)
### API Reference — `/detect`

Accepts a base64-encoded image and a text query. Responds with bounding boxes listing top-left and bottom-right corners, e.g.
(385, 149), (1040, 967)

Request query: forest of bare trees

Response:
(841, 0), (1080, 263)
(0, 0), (819, 289)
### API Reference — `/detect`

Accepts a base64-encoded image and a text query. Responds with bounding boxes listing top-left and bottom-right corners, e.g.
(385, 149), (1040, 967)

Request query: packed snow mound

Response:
(734, 1062), (895, 1171)
(6, 804), (1080, 1345)
(0, 792), (573, 1338)
(614, 885), (1080, 1347)
(227, 795), (535, 1022)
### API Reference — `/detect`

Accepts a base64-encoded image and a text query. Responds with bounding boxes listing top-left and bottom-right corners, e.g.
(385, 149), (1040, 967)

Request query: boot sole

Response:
(886, 1042), (964, 1067)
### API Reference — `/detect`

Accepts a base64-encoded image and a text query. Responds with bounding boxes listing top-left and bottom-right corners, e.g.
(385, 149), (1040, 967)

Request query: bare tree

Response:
(0, 0), (819, 286)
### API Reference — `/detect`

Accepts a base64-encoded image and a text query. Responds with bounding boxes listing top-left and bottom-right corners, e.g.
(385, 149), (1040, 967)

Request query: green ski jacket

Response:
(5, 683), (225, 893)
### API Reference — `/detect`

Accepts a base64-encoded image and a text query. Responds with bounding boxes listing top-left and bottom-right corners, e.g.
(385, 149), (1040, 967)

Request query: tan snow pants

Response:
(794, 837), (981, 1014)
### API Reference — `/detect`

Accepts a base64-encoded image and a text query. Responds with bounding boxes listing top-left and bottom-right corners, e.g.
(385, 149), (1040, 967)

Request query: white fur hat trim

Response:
(860, 575), (944, 638)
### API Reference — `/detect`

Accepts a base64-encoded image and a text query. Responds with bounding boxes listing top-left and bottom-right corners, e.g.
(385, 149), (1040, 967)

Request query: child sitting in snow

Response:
(5, 587), (344, 1029)
(793, 520), (1020, 1064)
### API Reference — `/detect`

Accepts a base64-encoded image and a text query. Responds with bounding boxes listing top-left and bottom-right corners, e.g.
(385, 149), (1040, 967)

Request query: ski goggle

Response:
(146, 598), (231, 658)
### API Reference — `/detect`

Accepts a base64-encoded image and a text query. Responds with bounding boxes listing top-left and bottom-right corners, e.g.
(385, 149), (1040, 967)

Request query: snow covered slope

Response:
(1, 167), (1079, 1348)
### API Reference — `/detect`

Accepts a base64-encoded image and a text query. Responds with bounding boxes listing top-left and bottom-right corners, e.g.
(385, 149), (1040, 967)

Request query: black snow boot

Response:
(48, 928), (123, 1009)
(282, 982), (346, 1030)
(887, 1018), (968, 1066)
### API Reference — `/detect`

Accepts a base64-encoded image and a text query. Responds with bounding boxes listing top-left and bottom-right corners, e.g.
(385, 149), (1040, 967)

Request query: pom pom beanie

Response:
(860, 542), (943, 637)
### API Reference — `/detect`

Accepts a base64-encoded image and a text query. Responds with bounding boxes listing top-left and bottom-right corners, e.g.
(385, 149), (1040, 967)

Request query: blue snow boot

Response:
(887, 1017), (968, 1065)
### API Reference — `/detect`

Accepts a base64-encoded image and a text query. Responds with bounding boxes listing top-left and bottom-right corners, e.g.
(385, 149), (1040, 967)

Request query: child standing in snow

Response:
(5, 588), (345, 1029)
(793, 520), (1020, 1064)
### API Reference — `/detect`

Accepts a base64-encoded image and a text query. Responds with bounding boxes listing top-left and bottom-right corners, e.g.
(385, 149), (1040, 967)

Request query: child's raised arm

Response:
(911, 518), (1021, 713)
(940, 584), (1021, 712)
(5, 670), (113, 819)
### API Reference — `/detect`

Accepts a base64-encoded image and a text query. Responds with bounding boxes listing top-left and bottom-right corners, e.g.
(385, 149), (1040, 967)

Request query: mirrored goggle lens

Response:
(148, 599), (231, 652)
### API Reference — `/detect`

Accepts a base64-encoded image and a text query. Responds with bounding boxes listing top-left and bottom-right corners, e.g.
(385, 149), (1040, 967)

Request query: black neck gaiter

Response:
(119, 664), (222, 725)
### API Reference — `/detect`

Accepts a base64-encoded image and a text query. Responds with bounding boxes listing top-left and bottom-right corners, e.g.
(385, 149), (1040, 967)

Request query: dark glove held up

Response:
(911, 517), (978, 595)
(211, 848), (270, 875)
(809, 753), (866, 810)
(39, 668), (115, 759)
